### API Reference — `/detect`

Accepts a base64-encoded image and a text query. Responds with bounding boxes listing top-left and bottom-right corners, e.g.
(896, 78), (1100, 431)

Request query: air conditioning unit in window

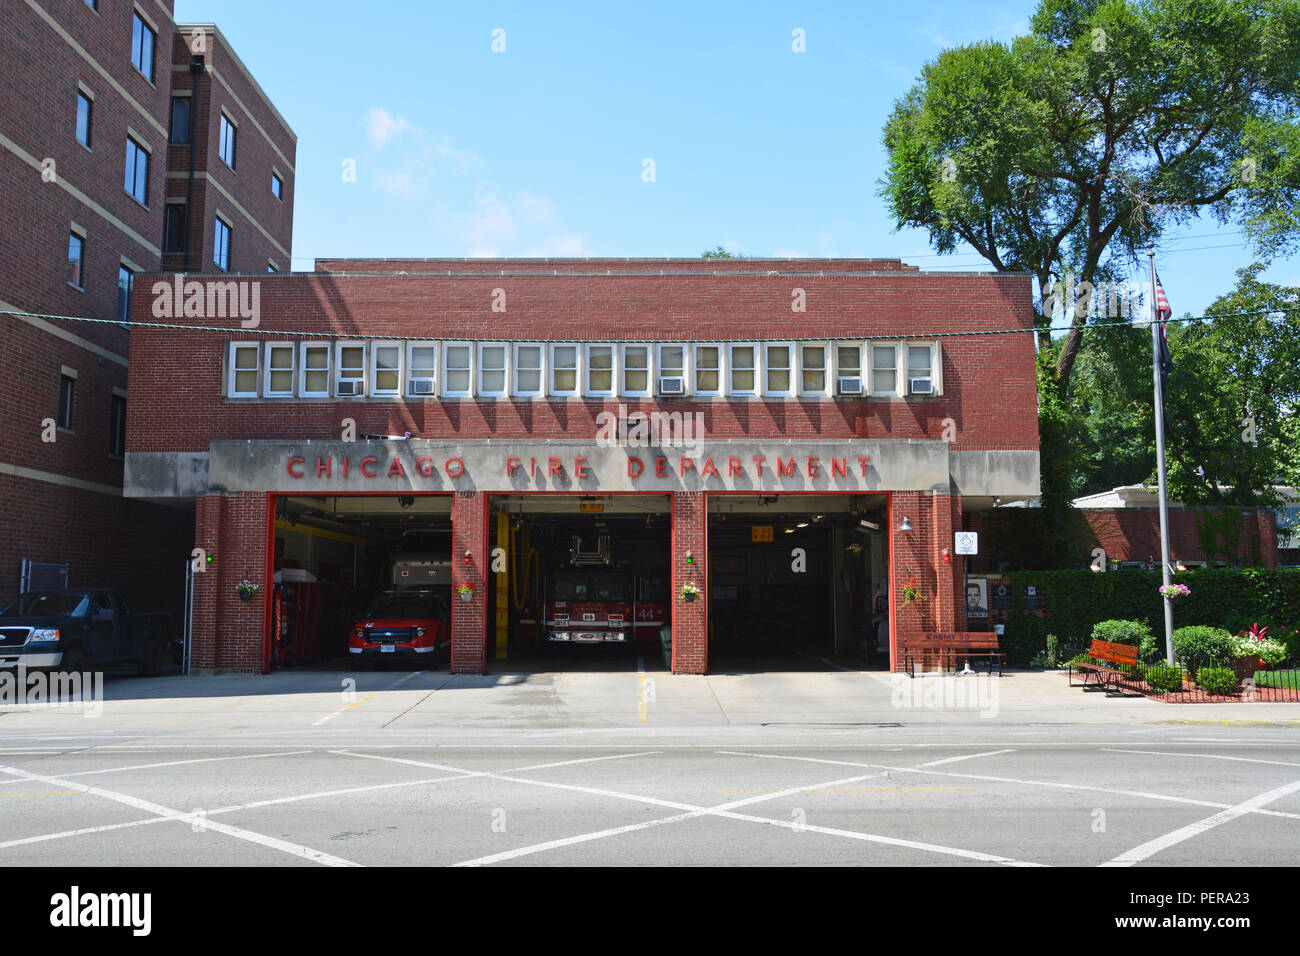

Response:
(837, 376), (863, 395)
(336, 380), (364, 397)
(409, 378), (435, 396)
(908, 377), (934, 395)
(658, 376), (685, 395)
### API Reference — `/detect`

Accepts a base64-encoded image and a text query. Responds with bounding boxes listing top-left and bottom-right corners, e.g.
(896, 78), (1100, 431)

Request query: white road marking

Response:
(1101, 749), (1300, 768)
(1102, 778), (1300, 867)
(59, 751), (312, 778)
(0, 763), (358, 867)
(0, 816), (171, 851)
(715, 750), (1300, 821)
(913, 749), (1015, 767)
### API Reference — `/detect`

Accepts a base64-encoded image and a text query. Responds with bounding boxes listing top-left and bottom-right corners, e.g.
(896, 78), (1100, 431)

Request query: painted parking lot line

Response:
(59, 751), (312, 778)
(0, 763), (358, 867)
(1101, 748), (1300, 768)
(1102, 778), (1300, 867)
(312, 693), (377, 727)
(715, 749), (1300, 821)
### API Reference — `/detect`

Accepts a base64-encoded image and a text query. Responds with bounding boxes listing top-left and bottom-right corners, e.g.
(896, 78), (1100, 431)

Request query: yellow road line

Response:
(312, 693), (377, 727)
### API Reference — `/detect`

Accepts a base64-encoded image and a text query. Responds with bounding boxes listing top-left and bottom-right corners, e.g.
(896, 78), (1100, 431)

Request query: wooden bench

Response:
(1068, 640), (1139, 692)
(900, 632), (1003, 677)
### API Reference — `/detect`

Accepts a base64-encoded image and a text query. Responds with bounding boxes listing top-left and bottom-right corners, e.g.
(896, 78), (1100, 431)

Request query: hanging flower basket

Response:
(1159, 583), (1190, 601)
(901, 580), (925, 605)
(455, 581), (478, 602)
(236, 579), (260, 602)
(679, 583), (702, 603)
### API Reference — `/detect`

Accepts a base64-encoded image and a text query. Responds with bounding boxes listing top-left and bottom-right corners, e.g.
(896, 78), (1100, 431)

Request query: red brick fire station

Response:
(124, 258), (1041, 675)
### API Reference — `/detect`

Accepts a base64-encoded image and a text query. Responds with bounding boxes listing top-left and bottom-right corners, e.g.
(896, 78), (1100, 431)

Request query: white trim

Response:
(904, 340), (942, 396)
(60, 365), (79, 380)
(228, 342), (260, 398)
(620, 344), (653, 398)
(798, 342), (831, 398)
(477, 342), (510, 397)
(334, 341), (366, 396)
(0, 298), (127, 367)
(441, 341), (474, 398)
(405, 341), (438, 397)
(0, 462), (122, 498)
(693, 343), (723, 397)
(585, 344), (617, 397)
(726, 342), (758, 397)
(262, 342), (295, 398)
(512, 343), (545, 397)
(549, 343), (580, 397)
(297, 341), (331, 398)
(370, 341), (402, 398)
(869, 341), (900, 398)
(762, 341), (796, 398)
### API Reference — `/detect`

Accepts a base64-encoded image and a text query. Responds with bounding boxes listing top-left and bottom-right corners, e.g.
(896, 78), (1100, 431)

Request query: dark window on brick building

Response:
(58, 376), (75, 430)
(219, 115), (236, 169)
(169, 97), (191, 144)
(124, 137), (149, 205)
(76, 92), (93, 148)
(109, 394), (127, 458)
(131, 13), (155, 82)
(117, 266), (134, 326)
(67, 232), (84, 288)
(163, 205), (187, 253)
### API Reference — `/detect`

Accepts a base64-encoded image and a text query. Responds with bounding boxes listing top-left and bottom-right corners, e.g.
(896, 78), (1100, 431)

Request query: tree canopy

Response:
(879, 0), (1300, 387)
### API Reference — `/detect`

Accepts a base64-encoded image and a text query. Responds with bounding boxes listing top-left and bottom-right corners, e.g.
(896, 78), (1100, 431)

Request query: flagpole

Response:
(1147, 243), (1175, 666)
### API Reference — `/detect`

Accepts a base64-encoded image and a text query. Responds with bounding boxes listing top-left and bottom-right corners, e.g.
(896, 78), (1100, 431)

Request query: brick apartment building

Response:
(0, 0), (295, 627)
(123, 258), (1042, 674)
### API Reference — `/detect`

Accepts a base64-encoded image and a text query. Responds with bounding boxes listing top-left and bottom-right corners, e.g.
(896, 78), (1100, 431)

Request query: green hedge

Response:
(989, 568), (1300, 665)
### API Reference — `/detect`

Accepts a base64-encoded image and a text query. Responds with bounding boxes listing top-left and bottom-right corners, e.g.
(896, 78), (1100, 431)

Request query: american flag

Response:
(1154, 271), (1172, 379)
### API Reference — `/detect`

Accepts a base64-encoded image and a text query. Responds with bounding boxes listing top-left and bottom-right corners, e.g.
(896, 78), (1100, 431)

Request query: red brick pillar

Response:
(191, 492), (269, 675)
(888, 490), (958, 671)
(451, 491), (488, 674)
(670, 491), (707, 674)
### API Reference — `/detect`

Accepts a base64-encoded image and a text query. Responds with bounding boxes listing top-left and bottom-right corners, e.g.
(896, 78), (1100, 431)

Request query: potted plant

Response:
(901, 579), (924, 605)
(455, 581), (478, 603)
(236, 579), (260, 602)
(1158, 583), (1190, 601)
(1230, 623), (1288, 680)
(679, 582), (702, 603)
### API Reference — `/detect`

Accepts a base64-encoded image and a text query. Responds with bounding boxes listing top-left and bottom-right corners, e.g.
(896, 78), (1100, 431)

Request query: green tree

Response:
(879, 0), (1300, 388)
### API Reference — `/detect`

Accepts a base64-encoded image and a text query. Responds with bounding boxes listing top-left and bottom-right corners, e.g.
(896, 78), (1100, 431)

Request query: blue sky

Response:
(177, 0), (1296, 316)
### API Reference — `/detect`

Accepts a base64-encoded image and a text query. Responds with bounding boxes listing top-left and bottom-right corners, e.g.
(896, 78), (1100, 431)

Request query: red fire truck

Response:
(542, 569), (667, 647)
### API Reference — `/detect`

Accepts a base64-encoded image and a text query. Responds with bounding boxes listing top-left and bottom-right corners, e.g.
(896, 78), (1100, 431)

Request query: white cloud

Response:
(366, 107), (411, 150)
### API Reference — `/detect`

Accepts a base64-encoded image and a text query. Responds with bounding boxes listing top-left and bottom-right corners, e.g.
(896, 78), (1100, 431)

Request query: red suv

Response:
(349, 589), (450, 669)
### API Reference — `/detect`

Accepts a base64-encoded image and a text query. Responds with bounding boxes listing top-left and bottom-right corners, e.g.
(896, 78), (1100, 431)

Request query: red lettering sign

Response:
(360, 457), (378, 478)
(287, 457), (305, 479)
(506, 456), (521, 476)
(446, 457), (465, 478)
(728, 457), (743, 478)
(831, 457), (847, 478)
(387, 457), (406, 478)
(679, 457), (695, 474)
(857, 456), (871, 476)
(807, 457), (820, 477)
(575, 456), (589, 478)
(701, 457), (719, 478)
(416, 457), (434, 477)
(627, 456), (644, 477)
(656, 456), (669, 478)
(316, 457), (331, 479)
(777, 457), (796, 477)
(547, 457), (562, 477)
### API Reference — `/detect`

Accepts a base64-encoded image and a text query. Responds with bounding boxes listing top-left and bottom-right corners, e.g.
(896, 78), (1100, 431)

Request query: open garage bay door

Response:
(707, 495), (888, 669)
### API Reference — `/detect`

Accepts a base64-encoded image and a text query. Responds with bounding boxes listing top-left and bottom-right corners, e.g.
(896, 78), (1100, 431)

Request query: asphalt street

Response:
(1, 661), (1297, 867)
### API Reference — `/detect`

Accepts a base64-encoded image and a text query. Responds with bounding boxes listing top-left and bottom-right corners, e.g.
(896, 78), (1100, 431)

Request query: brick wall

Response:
(450, 491), (488, 674)
(670, 491), (707, 674)
(888, 491), (963, 670)
(191, 491), (268, 673)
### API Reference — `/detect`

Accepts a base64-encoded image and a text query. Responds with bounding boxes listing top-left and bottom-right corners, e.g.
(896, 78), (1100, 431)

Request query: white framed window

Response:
(263, 343), (294, 397)
(549, 344), (579, 396)
(799, 343), (829, 397)
(442, 343), (473, 397)
(835, 342), (864, 395)
(334, 342), (366, 396)
(694, 344), (722, 396)
(406, 342), (437, 397)
(478, 343), (509, 397)
(621, 345), (652, 397)
(764, 342), (795, 397)
(298, 342), (331, 397)
(513, 343), (544, 396)
(657, 344), (686, 395)
(727, 343), (757, 396)
(586, 345), (616, 396)
(228, 342), (260, 398)
(906, 341), (942, 395)
(870, 343), (899, 397)
(371, 341), (402, 397)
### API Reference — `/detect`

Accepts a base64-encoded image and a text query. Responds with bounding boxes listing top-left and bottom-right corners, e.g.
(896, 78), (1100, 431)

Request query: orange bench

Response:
(901, 632), (1003, 677)
(1068, 639), (1139, 692)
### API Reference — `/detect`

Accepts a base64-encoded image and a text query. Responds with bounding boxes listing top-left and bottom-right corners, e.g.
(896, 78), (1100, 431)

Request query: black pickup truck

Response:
(0, 589), (171, 675)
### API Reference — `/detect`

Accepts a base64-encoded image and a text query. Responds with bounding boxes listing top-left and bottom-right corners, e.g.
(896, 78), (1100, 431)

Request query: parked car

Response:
(349, 588), (450, 668)
(0, 589), (171, 675)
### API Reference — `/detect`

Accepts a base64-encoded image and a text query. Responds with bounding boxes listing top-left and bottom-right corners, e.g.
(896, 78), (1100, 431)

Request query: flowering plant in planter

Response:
(455, 581), (478, 601)
(236, 579), (260, 600)
(1158, 583), (1190, 600)
(901, 580), (924, 605)
(1231, 623), (1288, 668)
(679, 583), (702, 602)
